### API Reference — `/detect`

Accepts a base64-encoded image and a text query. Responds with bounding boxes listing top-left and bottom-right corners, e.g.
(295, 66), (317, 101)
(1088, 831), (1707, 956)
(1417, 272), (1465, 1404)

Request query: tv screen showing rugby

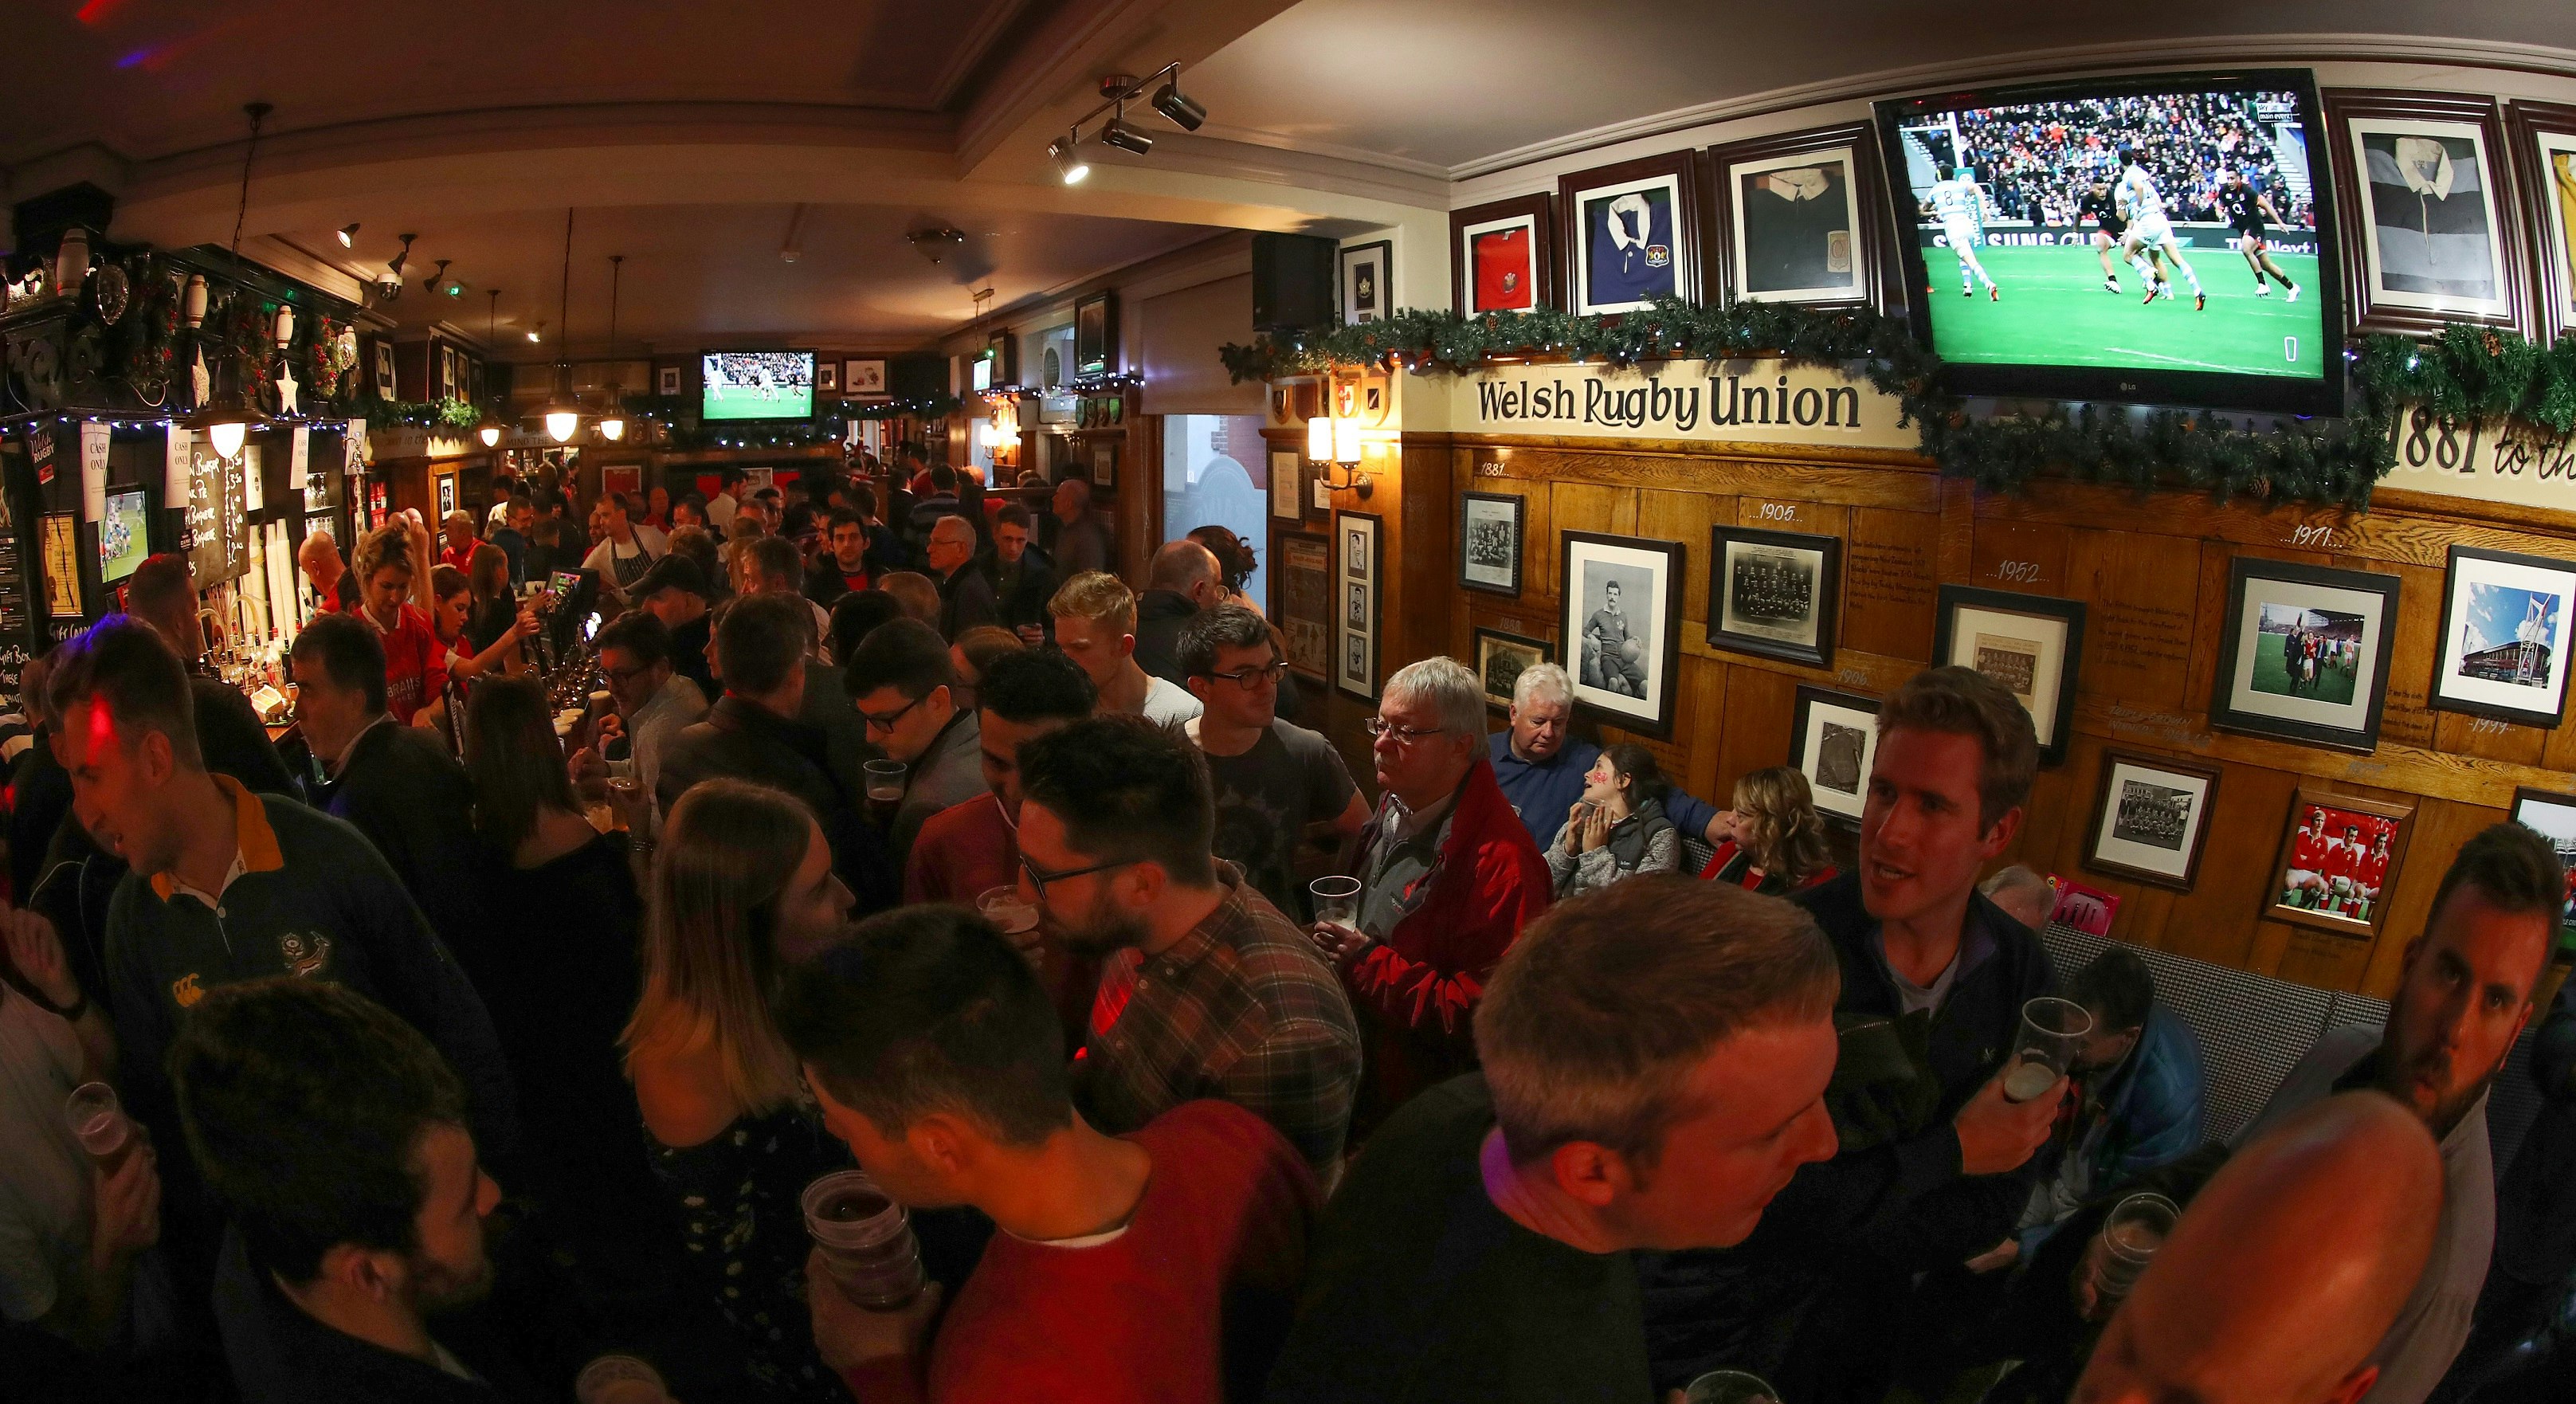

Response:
(1876, 71), (2341, 415)
(700, 351), (816, 421)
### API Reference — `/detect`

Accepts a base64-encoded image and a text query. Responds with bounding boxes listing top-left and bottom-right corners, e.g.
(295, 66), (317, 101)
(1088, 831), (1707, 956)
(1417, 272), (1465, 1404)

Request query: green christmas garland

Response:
(363, 398), (484, 432)
(1218, 300), (2576, 509)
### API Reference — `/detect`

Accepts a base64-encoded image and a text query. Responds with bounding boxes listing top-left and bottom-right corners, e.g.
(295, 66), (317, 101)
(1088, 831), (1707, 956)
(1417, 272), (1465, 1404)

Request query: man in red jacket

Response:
(1326, 656), (1550, 1133)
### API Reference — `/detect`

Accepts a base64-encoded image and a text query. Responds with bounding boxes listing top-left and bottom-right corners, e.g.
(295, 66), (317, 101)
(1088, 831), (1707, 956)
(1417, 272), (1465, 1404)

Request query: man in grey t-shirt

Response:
(1182, 606), (1368, 920)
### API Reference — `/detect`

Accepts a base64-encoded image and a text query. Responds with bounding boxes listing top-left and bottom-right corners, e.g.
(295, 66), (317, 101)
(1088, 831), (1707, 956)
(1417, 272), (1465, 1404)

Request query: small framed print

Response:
(1074, 292), (1117, 377)
(1451, 193), (1555, 315)
(2209, 558), (2402, 753)
(1708, 525), (1841, 669)
(438, 347), (456, 400)
(1790, 685), (1880, 829)
(816, 361), (840, 394)
(2325, 90), (2527, 335)
(1336, 512), (1382, 700)
(2084, 751), (2223, 891)
(1276, 531), (1331, 682)
(1475, 627), (1552, 711)
(1560, 151), (1700, 317)
(1090, 441), (1116, 489)
(1269, 449), (1303, 522)
(1561, 530), (1685, 737)
(2508, 786), (2576, 957)
(845, 359), (887, 395)
(2266, 789), (2414, 939)
(374, 340), (397, 400)
(657, 364), (682, 397)
(2431, 543), (2576, 728)
(2507, 101), (2576, 338)
(1459, 492), (1524, 596)
(1340, 240), (1392, 326)
(1711, 124), (1881, 308)
(1933, 586), (2086, 766)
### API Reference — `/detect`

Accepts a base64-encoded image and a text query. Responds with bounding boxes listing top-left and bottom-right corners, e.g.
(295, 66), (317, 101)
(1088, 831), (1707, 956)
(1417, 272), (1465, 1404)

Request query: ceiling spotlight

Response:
(387, 233), (414, 279)
(337, 222), (360, 248)
(908, 227), (966, 265)
(422, 258), (451, 292)
(527, 320), (543, 343)
(1049, 133), (1090, 185)
(1100, 115), (1154, 155)
(1151, 79), (1206, 131)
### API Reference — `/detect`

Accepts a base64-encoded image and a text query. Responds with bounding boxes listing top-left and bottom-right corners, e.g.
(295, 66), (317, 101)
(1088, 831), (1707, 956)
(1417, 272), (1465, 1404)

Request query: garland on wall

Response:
(1218, 300), (2576, 508)
(363, 398), (484, 432)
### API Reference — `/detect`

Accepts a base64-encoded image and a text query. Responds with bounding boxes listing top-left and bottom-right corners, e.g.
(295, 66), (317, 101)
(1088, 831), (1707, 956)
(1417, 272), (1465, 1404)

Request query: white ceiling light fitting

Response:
(540, 209), (583, 444)
(476, 288), (504, 447)
(1045, 63), (1206, 177)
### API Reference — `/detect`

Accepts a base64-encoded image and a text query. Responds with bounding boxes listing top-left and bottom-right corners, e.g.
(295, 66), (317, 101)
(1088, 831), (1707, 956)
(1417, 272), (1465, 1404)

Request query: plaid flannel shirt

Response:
(1080, 865), (1362, 1178)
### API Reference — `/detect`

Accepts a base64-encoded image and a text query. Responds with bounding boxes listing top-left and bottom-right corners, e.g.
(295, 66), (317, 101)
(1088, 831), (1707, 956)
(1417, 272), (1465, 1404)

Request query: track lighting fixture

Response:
(1151, 77), (1206, 131)
(1049, 132), (1090, 185)
(337, 222), (360, 247)
(422, 258), (450, 293)
(1041, 62), (1206, 176)
(1100, 115), (1154, 155)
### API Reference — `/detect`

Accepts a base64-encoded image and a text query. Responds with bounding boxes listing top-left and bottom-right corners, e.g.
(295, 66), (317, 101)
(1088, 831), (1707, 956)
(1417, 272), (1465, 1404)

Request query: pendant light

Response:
(539, 209), (583, 443)
(476, 289), (504, 447)
(594, 254), (627, 442)
(181, 102), (272, 460)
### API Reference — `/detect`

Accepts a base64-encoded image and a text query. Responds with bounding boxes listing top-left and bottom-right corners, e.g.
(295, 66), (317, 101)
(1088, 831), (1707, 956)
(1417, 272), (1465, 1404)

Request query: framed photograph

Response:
(1090, 441), (1116, 489)
(2325, 90), (2526, 335)
(2209, 558), (2402, 752)
(41, 513), (81, 618)
(2265, 789), (2414, 939)
(1269, 449), (1303, 521)
(2084, 751), (2224, 891)
(2509, 786), (2576, 957)
(1708, 525), (1841, 669)
(374, 340), (397, 400)
(1459, 492), (1524, 596)
(436, 473), (457, 519)
(1933, 586), (2087, 766)
(1337, 512), (1382, 700)
(845, 359), (887, 395)
(1073, 292), (1117, 377)
(1276, 531), (1332, 681)
(1450, 193), (1556, 315)
(2431, 544), (2576, 728)
(816, 361), (840, 394)
(1340, 240), (1392, 326)
(438, 347), (455, 400)
(1560, 530), (1685, 737)
(1560, 151), (1700, 316)
(1475, 628), (1553, 711)
(657, 365), (682, 397)
(1711, 124), (1880, 308)
(2508, 101), (2576, 338)
(1791, 685), (1880, 829)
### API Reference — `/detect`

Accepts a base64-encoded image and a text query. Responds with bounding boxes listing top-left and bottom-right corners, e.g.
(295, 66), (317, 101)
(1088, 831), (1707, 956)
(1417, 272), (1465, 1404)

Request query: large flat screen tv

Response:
(700, 351), (816, 421)
(1874, 69), (2343, 416)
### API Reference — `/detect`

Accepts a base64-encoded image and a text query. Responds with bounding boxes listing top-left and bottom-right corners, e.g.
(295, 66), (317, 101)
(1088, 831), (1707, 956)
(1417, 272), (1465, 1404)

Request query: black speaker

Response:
(1252, 233), (1337, 333)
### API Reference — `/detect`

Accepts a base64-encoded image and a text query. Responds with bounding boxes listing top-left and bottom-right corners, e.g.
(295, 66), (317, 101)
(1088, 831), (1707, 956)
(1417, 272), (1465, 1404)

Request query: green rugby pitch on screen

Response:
(1919, 245), (2323, 379)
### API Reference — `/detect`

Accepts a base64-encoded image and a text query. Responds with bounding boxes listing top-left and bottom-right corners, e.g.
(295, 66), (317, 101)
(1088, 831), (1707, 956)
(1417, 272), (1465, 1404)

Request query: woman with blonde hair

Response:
(1701, 764), (1837, 893)
(623, 779), (855, 1402)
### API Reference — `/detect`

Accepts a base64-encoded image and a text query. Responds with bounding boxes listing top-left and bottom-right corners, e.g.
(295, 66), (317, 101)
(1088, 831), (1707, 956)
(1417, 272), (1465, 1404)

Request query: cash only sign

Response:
(1457, 358), (1917, 451)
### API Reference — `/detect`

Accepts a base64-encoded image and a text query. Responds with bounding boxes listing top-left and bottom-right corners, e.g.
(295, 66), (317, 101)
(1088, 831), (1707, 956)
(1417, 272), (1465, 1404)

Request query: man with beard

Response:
(1016, 714), (1361, 1183)
(174, 980), (645, 1402)
(1179, 605), (1367, 924)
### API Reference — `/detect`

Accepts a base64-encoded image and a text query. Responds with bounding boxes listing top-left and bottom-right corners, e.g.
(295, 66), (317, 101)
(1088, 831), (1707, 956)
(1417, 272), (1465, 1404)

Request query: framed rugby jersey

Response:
(2324, 88), (2528, 337)
(2507, 100), (2576, 338)
(1710, 122), (1890, 310)
(1450, 193), (1557, 316)
(1559, 151), (1703, 317)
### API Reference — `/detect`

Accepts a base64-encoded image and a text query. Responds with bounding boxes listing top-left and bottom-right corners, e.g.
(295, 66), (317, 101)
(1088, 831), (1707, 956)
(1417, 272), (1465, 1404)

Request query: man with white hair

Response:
(1487, 661), (1731, 852)
(1326, 656), (1550, 1132)
(1978, 864), (2056, 931)
(924, 514), (999, 640)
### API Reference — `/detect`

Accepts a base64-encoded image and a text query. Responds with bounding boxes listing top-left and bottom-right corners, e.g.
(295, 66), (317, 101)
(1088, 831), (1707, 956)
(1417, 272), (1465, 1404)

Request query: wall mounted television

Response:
(100, 487), (148, 582)
(700, 350), (816, 421)
(1874, 69), (2343, 416)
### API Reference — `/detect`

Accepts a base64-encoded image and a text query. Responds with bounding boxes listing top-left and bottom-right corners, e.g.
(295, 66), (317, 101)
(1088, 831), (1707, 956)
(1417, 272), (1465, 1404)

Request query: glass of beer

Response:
(574, 1356), (672, 1404)
(2088, 1191), (2181, 1308)
(2003, 996), (2092, 1103)
(801, 1170), (924, 1309)
(1309, 876), (1362, 948)
(64, 1082), (134, 1171)
(977, 884), (1041, 961)
(1684, 1370), (1781, 1404)
(864, 759), (908, 805)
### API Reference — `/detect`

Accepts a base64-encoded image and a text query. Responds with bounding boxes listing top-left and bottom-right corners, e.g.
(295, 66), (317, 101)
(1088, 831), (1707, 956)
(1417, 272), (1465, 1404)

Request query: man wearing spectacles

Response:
(1180, 606), (1368, 925)
(1335, 657), (1550, 1135)
(845, 618), (983, 865)
(1015, 716), (1359, 1182)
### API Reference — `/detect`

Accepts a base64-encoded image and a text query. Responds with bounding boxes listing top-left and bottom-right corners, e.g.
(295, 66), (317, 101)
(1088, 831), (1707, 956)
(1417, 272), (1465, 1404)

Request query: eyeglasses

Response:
(1197, 661), (1286, 692)
(1363, 716), (1450, 744)
(602, 661), (657, 684)
(1017, 850), (1136, 902)
(857, 692), (927, 734)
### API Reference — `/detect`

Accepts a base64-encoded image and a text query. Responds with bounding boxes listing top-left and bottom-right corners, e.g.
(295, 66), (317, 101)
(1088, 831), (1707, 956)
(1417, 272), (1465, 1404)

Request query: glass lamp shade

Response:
(544, 410), (581, 443)
(1306, 413), (1331, 461)
(477, 424), (502, 448)
(596, 414), (627, 442)
(208, 418), (249, 461)
(1331, 417), (1361, 465)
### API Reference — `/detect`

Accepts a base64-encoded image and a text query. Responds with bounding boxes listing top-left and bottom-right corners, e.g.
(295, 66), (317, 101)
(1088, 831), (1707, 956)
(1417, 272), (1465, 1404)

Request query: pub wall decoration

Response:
(2509, 100), (2576, 339)
(2266, 788), (2413, 939)
(1707, 524), (1841, 669)
(1340, 240), (1392, 326)
(1474, 627), (1552, 711)
(2327, 90), (2527, 336)
(2508, 786), (2576, 956)
(1459, 491), (1525, 595)
(1560, 152), (1700, 317)
(1275, 529), (1332, 682)
(2084, 750), (2223, 892)
(1451, 193), (1555, 316)
(1336, 512), (1382, 700)
(1710, 123), (1883, 309)
(1560, 529), (1684, 737)
(2429, 543), (2576, 729)
(1932, 586), (2085, 767)
(2208, 557), (2402, 753)
(1791, 685), (1880, 830)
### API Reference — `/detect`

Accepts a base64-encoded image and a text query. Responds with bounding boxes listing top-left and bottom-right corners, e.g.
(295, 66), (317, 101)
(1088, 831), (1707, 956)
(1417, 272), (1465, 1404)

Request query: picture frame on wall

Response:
(1474, 627), (1553, 711)
(374, 341), (397, 401)
(1340, 240), (1392, 326)
(1269, 449), (1303, 522)
(816, 361), (840, 394)
(1073, 292), (1117, 377)
(1559, 530), (1684, 737)
(657, 365), (682, 397)
(2325, 90), (2527, 335)
(2264, 788), (2414, 939)
(1711, 124), (1881, 308)
(2507, 100), (2576, 338)
(1276, 530), (1332, 682)
(1560, 151), (1700, 317)
(41, 512), (80, 618)
(2209, 557), (2403, 753)
(1450, 193), (1556, 315)
(2508, 786), (2576, 957)
(1790, 685), (1880, 829)
(1090, 441), (1116, 489)
(2430, 543), (2576, 729)
(1458, 492), (1524, 596)
(845, 359), (887, 395)
(2084, 750), (2224, 892)
(1708, 525), (1841, 669)
(1337, 512), (1383, 700)
(1933, 585), (2086, 766)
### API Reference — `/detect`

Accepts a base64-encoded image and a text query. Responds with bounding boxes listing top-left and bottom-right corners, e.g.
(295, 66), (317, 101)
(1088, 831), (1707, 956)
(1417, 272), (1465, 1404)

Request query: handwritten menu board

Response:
(0, 454), (33, 693)
(186, 440), (248, 585)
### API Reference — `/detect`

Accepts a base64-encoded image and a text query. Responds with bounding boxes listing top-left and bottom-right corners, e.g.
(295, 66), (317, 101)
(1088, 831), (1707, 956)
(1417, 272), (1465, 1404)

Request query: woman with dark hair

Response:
(1700, 764), (1837, 893)
(1546, 741), (1680, 896)
(462, 542), (520, 654)
(644, 483), (672, 532)
(457, 676), (669, 1297)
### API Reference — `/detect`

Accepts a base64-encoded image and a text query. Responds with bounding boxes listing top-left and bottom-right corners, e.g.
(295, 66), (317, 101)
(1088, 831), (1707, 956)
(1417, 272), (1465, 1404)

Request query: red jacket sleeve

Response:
(1345, 837), (1551, 1038)
(841, 1358), (926, 1404)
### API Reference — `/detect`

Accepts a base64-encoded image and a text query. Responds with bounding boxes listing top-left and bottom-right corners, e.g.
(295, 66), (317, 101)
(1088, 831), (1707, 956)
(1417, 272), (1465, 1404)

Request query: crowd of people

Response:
(1947, 92), (2317, 230)
(2, 449), (2573, 1404)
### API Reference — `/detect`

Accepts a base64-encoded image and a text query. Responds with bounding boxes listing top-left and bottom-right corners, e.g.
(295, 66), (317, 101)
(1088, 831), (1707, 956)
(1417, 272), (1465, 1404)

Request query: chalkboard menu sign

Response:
(0, 453), (33, 695)
(186, 440), (247, 585)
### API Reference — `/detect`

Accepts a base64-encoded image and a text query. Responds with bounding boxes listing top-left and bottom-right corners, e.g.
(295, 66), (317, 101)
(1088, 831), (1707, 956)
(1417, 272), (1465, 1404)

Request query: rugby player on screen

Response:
(1924, 164), (1998, 300)
(2217, 168), (2300, 301)
(2076, 173), (2172, 296)
(2114, 146), (2206, 310)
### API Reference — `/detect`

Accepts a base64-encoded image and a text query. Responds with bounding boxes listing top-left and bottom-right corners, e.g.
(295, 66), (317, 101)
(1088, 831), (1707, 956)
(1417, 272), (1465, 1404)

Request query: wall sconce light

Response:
(1307, 379), (1370, 496)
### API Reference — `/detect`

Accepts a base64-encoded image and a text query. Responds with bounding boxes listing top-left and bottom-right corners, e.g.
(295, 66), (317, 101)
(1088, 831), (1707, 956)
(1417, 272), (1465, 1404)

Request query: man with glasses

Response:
(1331, 657), (1550, 1134)
(845, 618), (982, 863)
(1015, 715), (1359, 1182)
(1180, 605), (1366, 924)
(568, 610), (708, 814)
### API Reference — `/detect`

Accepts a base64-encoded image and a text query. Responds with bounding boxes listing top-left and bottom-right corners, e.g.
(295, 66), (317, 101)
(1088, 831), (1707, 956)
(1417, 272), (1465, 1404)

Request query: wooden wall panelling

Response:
(1398, 437), (1457, 673)
(1966, 516), (2072, 597)
(1640, 488), (1729, 633)
(1937, 479), (1977, 581)
(1841, 506), (1941, 663)
(1711, 663), (1800, 805)
(2068, 527), (2198, 713)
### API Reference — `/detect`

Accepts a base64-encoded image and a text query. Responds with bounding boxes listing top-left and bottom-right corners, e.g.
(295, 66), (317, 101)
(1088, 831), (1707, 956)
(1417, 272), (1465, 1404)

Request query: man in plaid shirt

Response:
(1016, 715), (1361, 1182)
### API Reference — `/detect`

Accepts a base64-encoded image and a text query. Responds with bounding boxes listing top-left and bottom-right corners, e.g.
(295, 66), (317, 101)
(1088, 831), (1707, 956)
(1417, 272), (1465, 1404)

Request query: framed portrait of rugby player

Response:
(2264, 788), (2414, 939)
(2324, 89), (2529, 338)
(1451, 193), (1557, 316)
(1559, 152), (1702, 317)
(1559, 530), (1684, 737)
(1711, 123), (1888, 309)
(2507, 100), (2576, 338)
